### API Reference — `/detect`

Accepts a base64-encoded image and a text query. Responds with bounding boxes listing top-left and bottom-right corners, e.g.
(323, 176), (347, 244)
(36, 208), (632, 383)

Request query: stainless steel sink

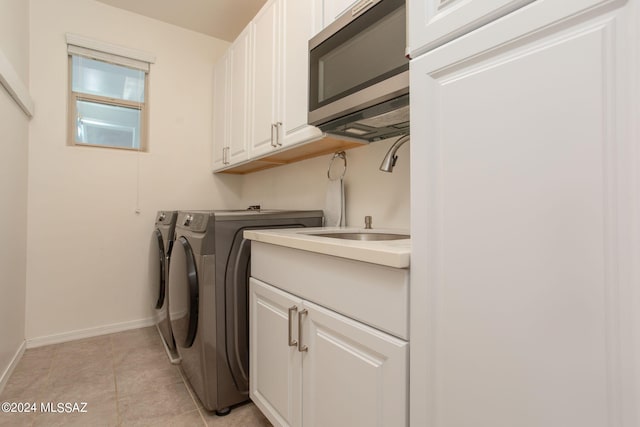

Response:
(308, 232), (410, 241)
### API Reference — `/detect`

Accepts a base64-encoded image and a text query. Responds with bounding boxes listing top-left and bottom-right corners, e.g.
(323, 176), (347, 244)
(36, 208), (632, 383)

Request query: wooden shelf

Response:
(215, 135), (367, 174)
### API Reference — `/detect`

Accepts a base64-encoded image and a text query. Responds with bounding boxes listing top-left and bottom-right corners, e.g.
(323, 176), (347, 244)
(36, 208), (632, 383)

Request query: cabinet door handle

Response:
(276, 122), (282, 146)
(288, 305), (298, 347)
(270, 123), (277, 147)
(297, 309), (308, 352)
(224, 147), (229, 164)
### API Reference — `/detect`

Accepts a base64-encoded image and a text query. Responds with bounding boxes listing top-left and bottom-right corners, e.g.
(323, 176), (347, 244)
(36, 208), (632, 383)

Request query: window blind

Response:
(66, 33), (155, 72)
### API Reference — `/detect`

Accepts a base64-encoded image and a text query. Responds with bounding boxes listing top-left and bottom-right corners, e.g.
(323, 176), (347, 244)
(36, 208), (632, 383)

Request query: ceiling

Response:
(95, 0), (268, 42)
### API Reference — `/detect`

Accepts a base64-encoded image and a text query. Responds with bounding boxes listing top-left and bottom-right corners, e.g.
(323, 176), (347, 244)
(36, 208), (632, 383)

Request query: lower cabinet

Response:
(249, 277), (408, 427)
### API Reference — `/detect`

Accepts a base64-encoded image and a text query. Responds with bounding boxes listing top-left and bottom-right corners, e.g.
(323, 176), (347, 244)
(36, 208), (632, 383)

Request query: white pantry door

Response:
(408, 0), (616, 58)
(410, 1), (639, 426)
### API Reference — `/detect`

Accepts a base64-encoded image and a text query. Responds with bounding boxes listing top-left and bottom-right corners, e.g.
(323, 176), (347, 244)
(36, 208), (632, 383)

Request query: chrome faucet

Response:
(379, 134), (410, 172)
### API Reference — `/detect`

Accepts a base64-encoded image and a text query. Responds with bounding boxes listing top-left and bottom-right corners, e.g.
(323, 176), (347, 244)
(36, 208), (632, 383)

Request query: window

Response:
(66, 34), (155, 151)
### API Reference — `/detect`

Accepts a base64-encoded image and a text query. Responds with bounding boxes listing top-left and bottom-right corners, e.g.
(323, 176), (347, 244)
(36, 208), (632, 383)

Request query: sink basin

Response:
(308, 232), (410, 241)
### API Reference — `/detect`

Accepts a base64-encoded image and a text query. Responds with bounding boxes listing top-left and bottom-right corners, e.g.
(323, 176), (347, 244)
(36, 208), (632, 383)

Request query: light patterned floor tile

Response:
(118, 381), (196, 425)
(0, 327), (271, 426)
(0, 410), (36, 427)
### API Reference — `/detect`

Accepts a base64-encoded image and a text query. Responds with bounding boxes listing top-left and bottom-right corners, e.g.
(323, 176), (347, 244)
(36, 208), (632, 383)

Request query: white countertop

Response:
(244, 227), (410, 268)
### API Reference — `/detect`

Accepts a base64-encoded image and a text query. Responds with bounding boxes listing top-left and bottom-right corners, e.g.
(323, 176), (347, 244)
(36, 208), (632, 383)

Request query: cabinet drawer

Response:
(251, 241), (409, 339)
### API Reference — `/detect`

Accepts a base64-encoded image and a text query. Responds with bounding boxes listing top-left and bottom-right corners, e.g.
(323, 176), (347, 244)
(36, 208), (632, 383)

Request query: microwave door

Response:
(308, 0), (408, 126)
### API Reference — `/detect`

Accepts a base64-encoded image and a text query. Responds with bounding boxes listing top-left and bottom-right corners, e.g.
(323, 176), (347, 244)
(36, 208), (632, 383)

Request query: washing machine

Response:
(168, 209), (323, 414)
(149, 210), (180, 363)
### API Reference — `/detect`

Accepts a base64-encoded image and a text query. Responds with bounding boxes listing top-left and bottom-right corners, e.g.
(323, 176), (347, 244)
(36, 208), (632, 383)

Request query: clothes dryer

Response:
(149, 210), (180, 363)
(168, 209), (323, 414)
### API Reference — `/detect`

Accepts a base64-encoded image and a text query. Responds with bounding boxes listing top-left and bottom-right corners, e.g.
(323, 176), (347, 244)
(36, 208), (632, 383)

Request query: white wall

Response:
(26, 0), (238, 343)
(0, 0), (29, 385)
(240, 137), (410, 230)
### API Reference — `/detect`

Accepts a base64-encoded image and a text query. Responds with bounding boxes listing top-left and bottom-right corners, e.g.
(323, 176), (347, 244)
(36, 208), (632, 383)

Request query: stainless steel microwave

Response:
(308, 0), (409, 142)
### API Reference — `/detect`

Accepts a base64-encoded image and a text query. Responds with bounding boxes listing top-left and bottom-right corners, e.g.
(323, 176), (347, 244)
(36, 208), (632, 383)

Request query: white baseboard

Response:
(26, 317), (156, 349)
(0, 340), (26, 396)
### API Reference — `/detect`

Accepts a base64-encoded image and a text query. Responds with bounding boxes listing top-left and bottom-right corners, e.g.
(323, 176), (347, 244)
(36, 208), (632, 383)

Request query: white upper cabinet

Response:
(212, 24), (251, 170)
(316, 0), (357, 30)
(211, 51), (227, 170)
(213, 0), (322, 172)
(251, 0), (322, 159)
(227, 24), (251, 164)
(250, 0), (280, 158)
(408, 0), (615, 59)
(280, 0), (323, 147)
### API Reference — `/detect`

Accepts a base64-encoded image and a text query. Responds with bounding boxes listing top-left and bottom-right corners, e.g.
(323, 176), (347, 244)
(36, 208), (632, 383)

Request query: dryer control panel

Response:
(177, 212), (210, 233)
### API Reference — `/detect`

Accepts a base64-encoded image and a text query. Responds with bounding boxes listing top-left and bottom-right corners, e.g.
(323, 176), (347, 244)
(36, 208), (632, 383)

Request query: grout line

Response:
(110, 334), (122, 427)
(31, 343), (59, 427)
(177, 367), (207, 426)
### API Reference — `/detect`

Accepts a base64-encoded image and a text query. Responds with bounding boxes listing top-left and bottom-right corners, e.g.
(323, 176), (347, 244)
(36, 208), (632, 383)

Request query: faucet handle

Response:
(364, 216), (372, 229)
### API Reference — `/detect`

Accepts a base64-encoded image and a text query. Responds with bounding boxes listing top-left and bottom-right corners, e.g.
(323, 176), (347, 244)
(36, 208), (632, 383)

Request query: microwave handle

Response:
(352, 0), (375, 18)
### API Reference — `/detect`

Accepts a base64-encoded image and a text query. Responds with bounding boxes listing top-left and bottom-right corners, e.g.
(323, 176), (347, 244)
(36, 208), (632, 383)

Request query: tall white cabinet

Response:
(408, 0), (627, 58)
(410, 1), (640, 426)
(407, 0), (532, 57)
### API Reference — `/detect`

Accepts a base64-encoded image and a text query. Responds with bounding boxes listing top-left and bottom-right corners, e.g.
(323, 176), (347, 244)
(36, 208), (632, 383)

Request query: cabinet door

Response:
(280, 0), (323, 148)
(323, 0), (357, 27)
(227, 24), (251, 164)
(410, 3), (638, 427)
(301, 300), (408, 427)
(251, 0), (280, 158)
(249, 278), (302, 427)
(211, 52), (228, 171)
(408, 0), (612, 58)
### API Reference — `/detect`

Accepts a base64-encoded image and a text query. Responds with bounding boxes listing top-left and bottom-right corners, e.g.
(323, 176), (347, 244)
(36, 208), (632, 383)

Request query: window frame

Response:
(65, 34), (154, 152)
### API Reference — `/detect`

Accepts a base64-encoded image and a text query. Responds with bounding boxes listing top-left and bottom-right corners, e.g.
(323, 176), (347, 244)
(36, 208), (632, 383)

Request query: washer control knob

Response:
(158, 212), (166, 222)
(183, 215), (192, 226)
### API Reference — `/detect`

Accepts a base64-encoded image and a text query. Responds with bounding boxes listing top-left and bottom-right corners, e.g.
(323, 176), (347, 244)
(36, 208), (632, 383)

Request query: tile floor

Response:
(0, 327), (272, 427)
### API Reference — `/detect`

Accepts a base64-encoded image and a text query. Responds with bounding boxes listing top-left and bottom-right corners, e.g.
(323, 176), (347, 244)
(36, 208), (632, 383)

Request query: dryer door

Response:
(224, 223), (313, 395)
(168, 236), (199, 348)
(150, 228), (166, 309)
(225, 234), (251, 393)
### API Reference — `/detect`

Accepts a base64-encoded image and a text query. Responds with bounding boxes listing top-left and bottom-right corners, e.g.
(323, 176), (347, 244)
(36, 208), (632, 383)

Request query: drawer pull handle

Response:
(288, 305), (298, 347)
(298, 309), (308, 352)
